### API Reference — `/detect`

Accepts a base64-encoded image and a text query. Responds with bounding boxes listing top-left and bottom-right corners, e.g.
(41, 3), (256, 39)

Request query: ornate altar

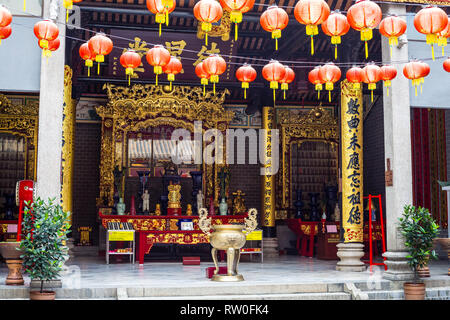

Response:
(95, 84), (234, 212)
(276, 106), (339, 220)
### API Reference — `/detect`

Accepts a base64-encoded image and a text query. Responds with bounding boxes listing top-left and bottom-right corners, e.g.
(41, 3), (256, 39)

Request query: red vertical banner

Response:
(411, 117), (416, 206)
(413, 109), (423, 207)
(438, 109), (448, 228)
(429, 109), (439, 221)
(421, 108), (431, 212)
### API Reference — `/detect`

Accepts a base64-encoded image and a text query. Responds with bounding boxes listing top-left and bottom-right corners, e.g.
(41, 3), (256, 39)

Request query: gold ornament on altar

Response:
(78, 227), (92, 246)
(168, 182), (182, 209)
(186, 204), (193, 216)
(155, 204), (161, 216)
(198, 207), (258, 281)
(232, 190), (246, 215)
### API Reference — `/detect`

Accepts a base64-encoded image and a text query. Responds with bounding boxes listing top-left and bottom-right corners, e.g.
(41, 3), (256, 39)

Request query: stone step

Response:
(365, 287), (450, 300)
(122, 292), (351, 300)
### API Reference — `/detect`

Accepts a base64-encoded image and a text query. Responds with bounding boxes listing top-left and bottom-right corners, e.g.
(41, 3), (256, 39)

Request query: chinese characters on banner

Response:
(341, 80), (364, 243)
(262, 106), (275, 228)
(108, 30), (237, 82)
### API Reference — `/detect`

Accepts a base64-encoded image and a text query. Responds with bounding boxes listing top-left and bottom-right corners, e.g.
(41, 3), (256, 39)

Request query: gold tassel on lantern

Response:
(315, 84), (322, 100)
(281, 83), (288, 100)
(331, 36), (341, 60)
(242, 82), (249, 99)
(325, 82), (333, 102)
(368, 83), (376, 102)
(201, 78), (208, 96)
(306, 25), (318, 56)
(202, 22), (212, 46)
(85, 59), (93, 77)
(272, 29), (281, 51)
(426, 34), (437, 61)
(360, 28), (373, 59)
(230, 10), (243, 41)
(270, 81), (278, 103)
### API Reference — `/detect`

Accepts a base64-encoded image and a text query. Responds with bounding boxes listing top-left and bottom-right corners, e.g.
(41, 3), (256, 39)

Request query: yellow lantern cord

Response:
(244, 87), (247, 99)
(170, 81), (172, 90)
(235, 23), (238, 42)
(24, 0), (26, 11)
(334, 45), (337, 60)
(365, 41), (368, 59)
(88, 66), (90, 77)
(156, 73), (158, 86)
(283, 89), (286, 100)
(98, 62), (100, 75)
(431, 44), (435, 61)
(166, 9), (169, 26)
(273, 89), (276, 102)
(213, 82), (216, 95)
(159, 23), (161, 37)
(66, 10), (69, 23)
(318, 89), (320, 100)
(203, 84), (206, 96)
(276, 38), (278, 51)
(328, 90), (331, 102)
(311, 35), (314, 56)
(205, 32), (208, 46)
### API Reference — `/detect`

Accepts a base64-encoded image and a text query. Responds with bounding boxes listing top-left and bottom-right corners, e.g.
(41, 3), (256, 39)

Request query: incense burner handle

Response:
(198, 207), (212, 237)
(242, 208), (258, 235)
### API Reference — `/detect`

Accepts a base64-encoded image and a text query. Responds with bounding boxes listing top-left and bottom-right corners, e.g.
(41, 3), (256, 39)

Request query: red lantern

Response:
(0, 25), (12, 45)
(260, 6), (289, 51)
(308, 66), (324, 99)
(318, 63), (341, 102)
(0, 5), (12, 28)
(279, 66), (295, 100)
(347, 0), (382, 59)
(437, 17), (450, 56)
(380, 65), (397, 96)
(120, 50), (142, 86)
(163, 56), (183, 90)
(379, 15), (407, 58)
(403, 61), (427, 96)
(88, 33), (113, 75)
(235, 64), (257, 99)
(443, 57), (450, 73)
(202, 54), (227, 94)
(63, 0), (83, 23)
(194, 0), (223, 46)
(346, 66), (363, 90)
(294, 0), (330, 56)
(38, 37), (60, 58)
(414, 6), (448, 60)
(79, 43), (96, 77)
(321, 10), (350, 59)
(195, 62), (210, 96)
(146, 44), (171, 86)
(34, 20), (59, 56)
(147, 0), (176, 36)
(262, 60), (286, 102)
(361, 63), (381, 102)
(220, 0), (255, 41)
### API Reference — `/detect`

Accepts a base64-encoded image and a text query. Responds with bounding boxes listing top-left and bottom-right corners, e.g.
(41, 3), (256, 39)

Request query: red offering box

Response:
(206, 266), (228, 279)
(182, 256), (200, 265)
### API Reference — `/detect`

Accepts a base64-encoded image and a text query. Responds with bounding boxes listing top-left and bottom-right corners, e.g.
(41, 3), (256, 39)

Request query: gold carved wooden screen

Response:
(276, 107), (339, 219)
(95, 84), (234, 207)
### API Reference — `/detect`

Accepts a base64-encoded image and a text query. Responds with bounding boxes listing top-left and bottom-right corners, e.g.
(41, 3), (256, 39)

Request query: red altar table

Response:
(98, 212), (246, 265)
(0, 220), (18, 242)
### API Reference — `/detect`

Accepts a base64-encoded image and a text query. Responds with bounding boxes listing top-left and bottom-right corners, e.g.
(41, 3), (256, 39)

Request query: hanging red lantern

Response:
(79, 43), (96, 77)
(308, 66), (324, 99)
(120, 50), (142, 86)
(262, 60), (286, 102)
(361, 63), (381, 102)
(380, 65), (397, 97)
(34, 20), (59, 57)
(38, 37), (60, 58)
(220, 0), (255, 41)
(260, 5), (289, 51)
(379, 15), (407, 58)
(414, 6), (448, 61)
(194, 0), (223, 46)
(321, 10), (350, 60)
(202, 54), (227, 94)
(147, 0), (176, 36)
(0, 25), (12, 45)
(162, 56), (183, 90)
(437, 17), (450, 57)
(0, 5), (12, 28)
(195, 62), (210, 96)
(279, 66), (295, 100)
(346, 66), (363, 90)
(443, 57), (450, 72)
(347, 0), (382, 59)
(318, 63), (341, 102)
(63, 0), (83, 23)
(146, 44), (171, 86)
(294, 0), (330, 56)
(235, 64), (257, 99)
(88, 33), (113, 75)
(403, 61), (427, 96)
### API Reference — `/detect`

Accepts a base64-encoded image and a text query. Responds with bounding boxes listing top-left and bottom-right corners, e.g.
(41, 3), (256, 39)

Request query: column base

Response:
(336, 243), (366, 272)
(382, 251), (414, 281)
(262, 237), (279, 259)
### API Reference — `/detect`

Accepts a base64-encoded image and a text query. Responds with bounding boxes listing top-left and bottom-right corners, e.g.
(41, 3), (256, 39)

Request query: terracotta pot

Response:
(404, 282), (426, 300)
(0, 242), (25, 285)
(30, 291), (56, 301)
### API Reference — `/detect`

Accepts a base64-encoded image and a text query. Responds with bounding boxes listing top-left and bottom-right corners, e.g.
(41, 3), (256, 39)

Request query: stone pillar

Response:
(336, 80), (366, 272)
(381, 3), (415, 281)
(36, 0), (66, 201)
(261, 106), (278, 259)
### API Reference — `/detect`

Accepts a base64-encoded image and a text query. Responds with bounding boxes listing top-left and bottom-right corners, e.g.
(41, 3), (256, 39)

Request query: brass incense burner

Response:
(199, 208), (258, 282)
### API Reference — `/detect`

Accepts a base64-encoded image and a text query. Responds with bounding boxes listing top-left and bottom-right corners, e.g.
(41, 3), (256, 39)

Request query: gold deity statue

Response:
(186, 204), (193, 216)
(168, 182), (182, 209)
(232, 190), (247, 215)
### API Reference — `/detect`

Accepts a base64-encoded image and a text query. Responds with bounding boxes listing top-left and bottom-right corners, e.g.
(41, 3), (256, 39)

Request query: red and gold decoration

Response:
(346, 0), (382, 59)
(414, 6), (448, 60)
(88, 33), (113, 75)
(235, 64), (257, 99)
(33, 20), (59, 58)
(437, 16), (450, 56)
(194, 0), (223, 46)
(379, 15), (407, 58)
(444, 57), (450, 72)
(38, 37), (60, 58)
(0, 5), (12, 28)
(119, 49), (142, 86)
(308, 66), (324, 99)
(294, 0), (330, 56)
(260, 5), (289, 51)
(361, 63), (381, 102)
(318, 62), (341, 102)
(0, 25), (11, 45)
(63, 0), (83, 23)
(220, 0), (255, 41)
(280, 66), (295, 100)
(202, 54), (227, 94)
(262, 60), (286, 102)
(146, 0), (176, 36)
(162, 55), (183, 90)
(346, 66), (363, 89)
(79, 42), (95, 77)
(403, 60), (429, 96)
(380, 64), (397, 97)
(195, 61), (210, 96)
(145, 44), (171, 86)
(321, 10), (350, 59)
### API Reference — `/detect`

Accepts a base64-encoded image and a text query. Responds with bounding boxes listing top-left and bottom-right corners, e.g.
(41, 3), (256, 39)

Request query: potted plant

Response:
(398, 205), (439, 300)
(19, 198), (70, 300)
